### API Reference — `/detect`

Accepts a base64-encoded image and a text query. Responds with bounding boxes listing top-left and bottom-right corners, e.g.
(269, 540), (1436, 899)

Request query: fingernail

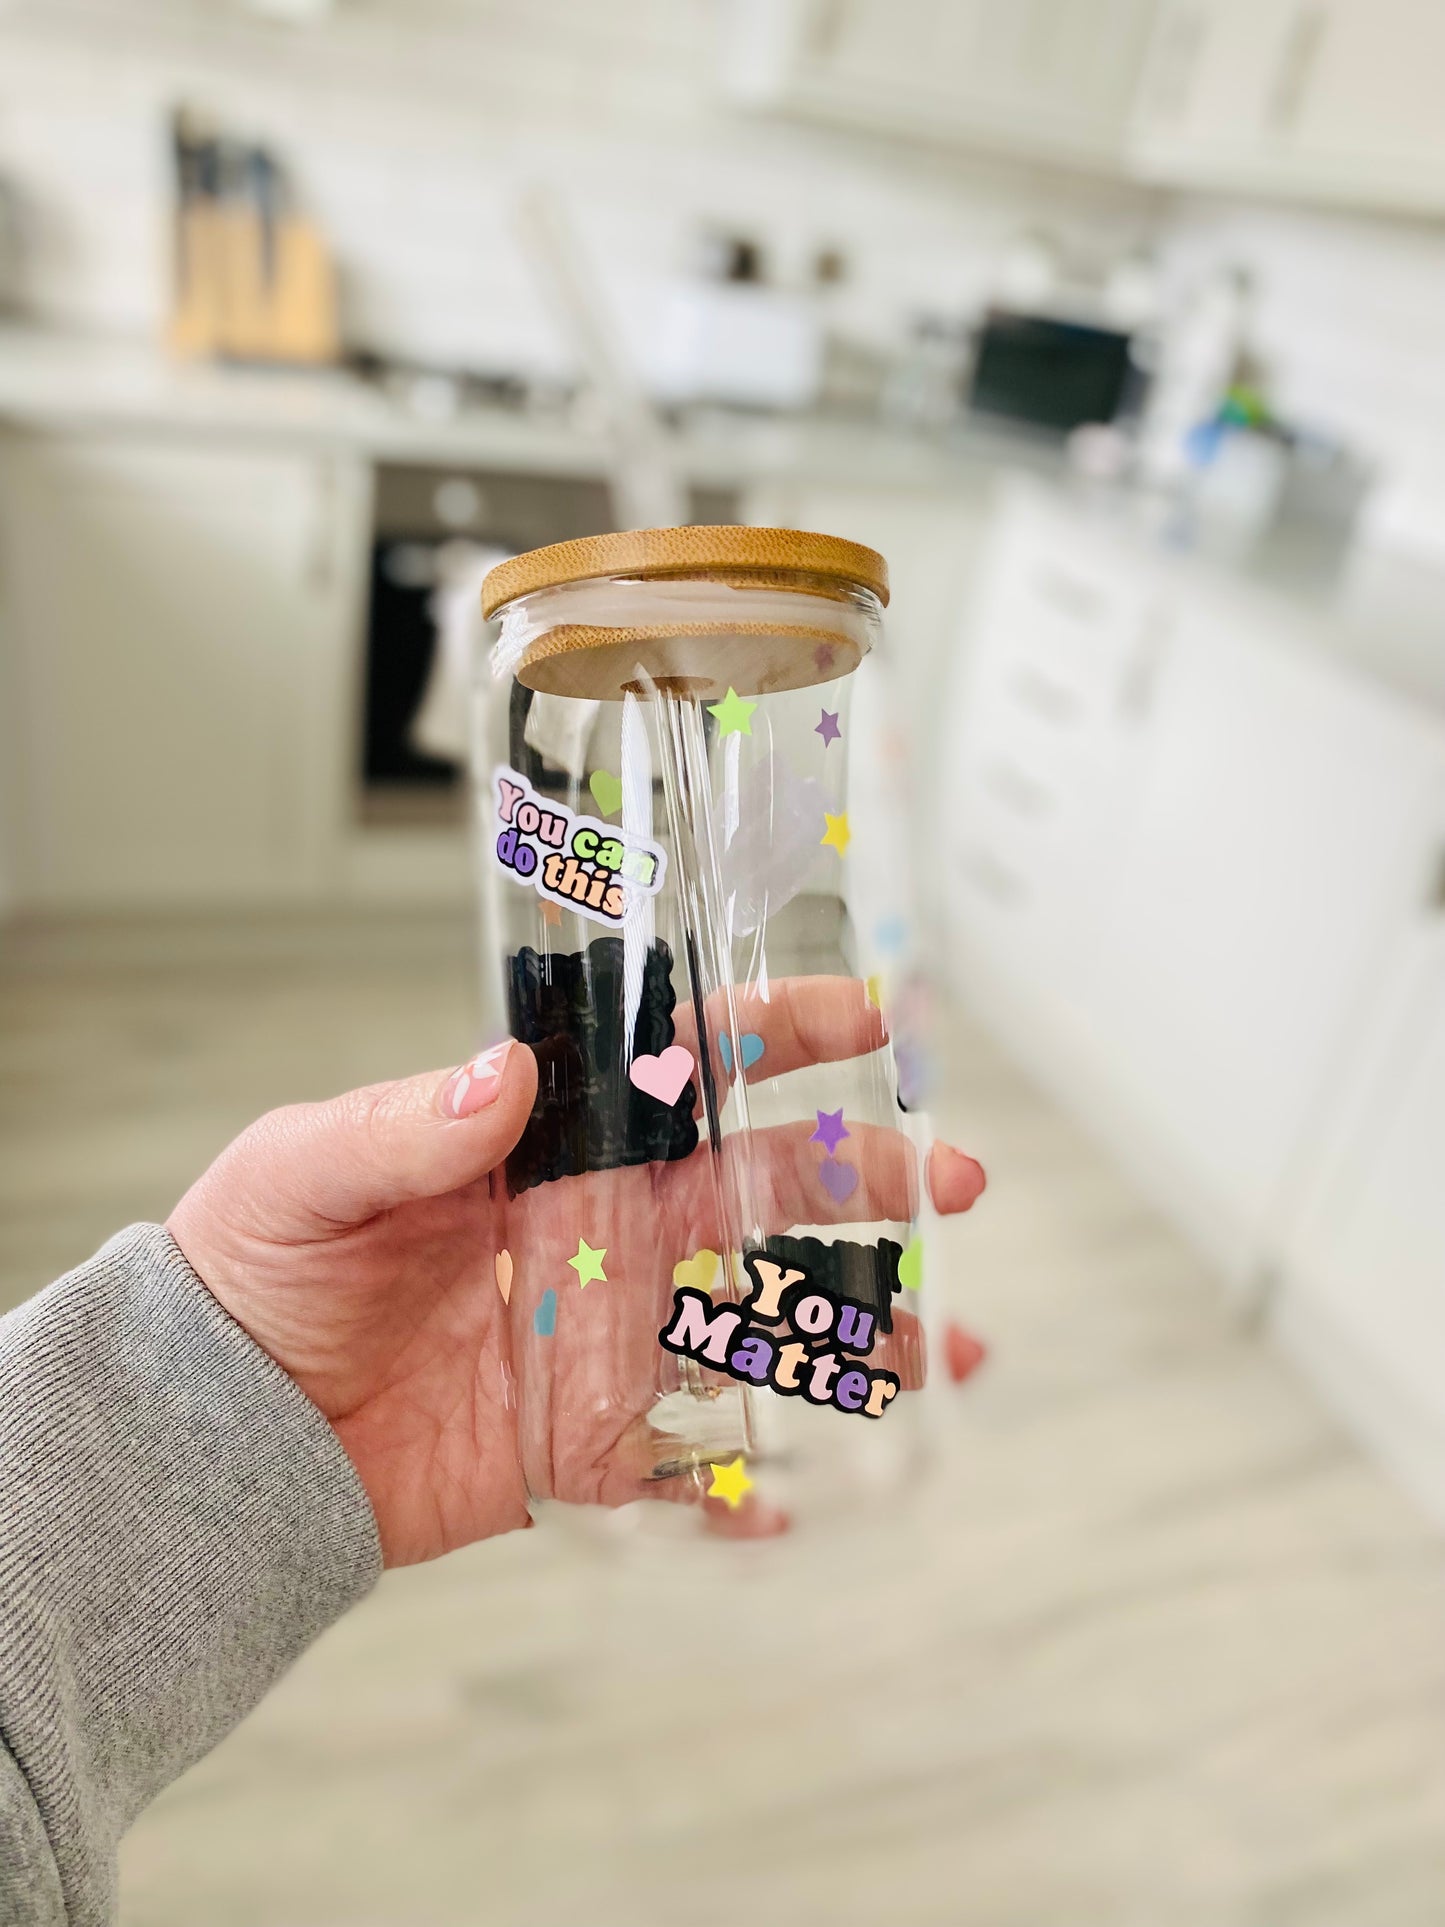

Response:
(934, 1142), (988, 1209)
(441, 1041), (514, 1118)
(944, 1320), (988, 1385)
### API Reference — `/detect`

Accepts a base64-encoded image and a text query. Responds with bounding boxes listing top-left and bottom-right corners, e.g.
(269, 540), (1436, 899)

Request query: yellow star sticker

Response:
(820, 811), (851, 855)
(866, 973), (883, 1009)
(568, 1238), (607, 1288)
(707, 686), (757, 738)
(707, 1456), (753, 1510)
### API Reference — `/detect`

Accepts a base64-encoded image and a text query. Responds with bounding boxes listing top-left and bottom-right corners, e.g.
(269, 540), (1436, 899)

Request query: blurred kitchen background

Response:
(4, 1), (1445, 1922)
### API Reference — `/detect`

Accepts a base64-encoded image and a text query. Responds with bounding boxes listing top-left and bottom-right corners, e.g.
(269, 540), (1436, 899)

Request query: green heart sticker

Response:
(589, 770), (623, 816)
(898, 1236), (924, 1291)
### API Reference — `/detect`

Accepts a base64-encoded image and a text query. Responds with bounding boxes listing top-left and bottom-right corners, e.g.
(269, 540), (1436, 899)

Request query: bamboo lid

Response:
(480, 525), (889, 619)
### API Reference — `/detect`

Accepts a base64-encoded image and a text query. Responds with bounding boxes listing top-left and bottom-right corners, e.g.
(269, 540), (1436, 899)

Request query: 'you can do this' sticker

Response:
(492, 766), (667, 928)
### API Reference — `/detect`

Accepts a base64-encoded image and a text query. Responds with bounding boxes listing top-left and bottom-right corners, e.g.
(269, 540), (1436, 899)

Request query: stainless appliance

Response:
(362, 465), (735, 813)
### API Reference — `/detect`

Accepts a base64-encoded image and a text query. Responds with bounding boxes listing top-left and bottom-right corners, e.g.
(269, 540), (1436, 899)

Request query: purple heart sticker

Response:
(819, 1156), (859, 1204)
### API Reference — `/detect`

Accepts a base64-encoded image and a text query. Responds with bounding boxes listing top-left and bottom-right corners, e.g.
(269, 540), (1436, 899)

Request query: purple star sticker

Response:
(815, 708), (841, 747)
(809, 1107), (850, 1155)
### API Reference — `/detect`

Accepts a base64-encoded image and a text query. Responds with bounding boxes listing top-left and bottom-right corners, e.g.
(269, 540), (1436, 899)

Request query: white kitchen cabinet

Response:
(1086, 587), (1445, 1285)
(947, 480), (1445, 1517)
(942, 482), (1179, 1168)
(1130, 0), (1445, 214)
(723, 0), (1445, 213)
(1279, 0), (1445, 208)
(1129, 0), (1297, 180)
(1274, 805), (1445, 1521)
(945, 482), (1445, 1290)
(720, 0), (1158, 167)
(0, 432), (370, 909)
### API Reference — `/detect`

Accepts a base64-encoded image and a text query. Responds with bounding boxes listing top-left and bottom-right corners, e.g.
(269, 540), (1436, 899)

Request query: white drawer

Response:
(978, 504), (1159, 714)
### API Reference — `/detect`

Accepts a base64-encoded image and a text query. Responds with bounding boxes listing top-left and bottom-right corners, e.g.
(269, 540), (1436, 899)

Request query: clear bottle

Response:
(475, 526), (936, 1532)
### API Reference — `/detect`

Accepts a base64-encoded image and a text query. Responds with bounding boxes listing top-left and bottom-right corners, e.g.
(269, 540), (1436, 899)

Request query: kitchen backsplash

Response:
(0, 0), (1154, 369)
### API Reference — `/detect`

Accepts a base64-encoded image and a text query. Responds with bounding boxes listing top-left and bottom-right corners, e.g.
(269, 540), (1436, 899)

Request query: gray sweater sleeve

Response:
(0, 1225), (383, 1926)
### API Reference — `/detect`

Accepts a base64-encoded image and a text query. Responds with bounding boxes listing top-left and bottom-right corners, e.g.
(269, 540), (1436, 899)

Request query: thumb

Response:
(196, 1040), (538, 1236)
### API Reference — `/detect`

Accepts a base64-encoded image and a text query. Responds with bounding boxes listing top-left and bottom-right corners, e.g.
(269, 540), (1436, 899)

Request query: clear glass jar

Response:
(474, 527), (936, 1534)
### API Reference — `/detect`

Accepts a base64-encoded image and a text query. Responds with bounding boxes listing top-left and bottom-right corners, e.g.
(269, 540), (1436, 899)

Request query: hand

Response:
(168, 978), (985, 1568)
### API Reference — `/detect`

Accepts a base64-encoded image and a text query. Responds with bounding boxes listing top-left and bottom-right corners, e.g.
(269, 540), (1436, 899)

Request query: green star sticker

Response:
(707, 686), (757, 738)
(568, 1238), (608, 1289)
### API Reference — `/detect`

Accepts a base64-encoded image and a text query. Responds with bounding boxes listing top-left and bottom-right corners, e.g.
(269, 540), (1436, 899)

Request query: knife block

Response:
(170, 199), (339, 366)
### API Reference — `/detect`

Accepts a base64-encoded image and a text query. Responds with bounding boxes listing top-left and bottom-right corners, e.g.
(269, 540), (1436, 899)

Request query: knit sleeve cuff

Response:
(0, 1223), (382, 1921)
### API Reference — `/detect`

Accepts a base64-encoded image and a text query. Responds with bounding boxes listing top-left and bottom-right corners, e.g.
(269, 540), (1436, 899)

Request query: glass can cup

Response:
(474, 526), (938, 1533)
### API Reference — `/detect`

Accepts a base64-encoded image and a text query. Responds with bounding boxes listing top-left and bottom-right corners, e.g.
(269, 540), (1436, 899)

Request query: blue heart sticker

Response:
(718, 1031), (765, 1076)
(534, 1287), (557, 1337)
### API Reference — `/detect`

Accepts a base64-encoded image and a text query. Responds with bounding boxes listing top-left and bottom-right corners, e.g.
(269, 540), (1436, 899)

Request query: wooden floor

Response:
(4, 913), (1445, 1927)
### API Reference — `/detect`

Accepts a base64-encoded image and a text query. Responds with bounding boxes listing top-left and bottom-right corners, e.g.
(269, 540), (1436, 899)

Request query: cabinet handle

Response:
(1118, 605), (1172, 723)
(1008, 663), (1080, 725)
(983, 761), (1055, 820)
(1142, 2), (1206, 126)
(1266, 4), (1329, 135)
(1427, 844), (1445, 915)
(807, 0), (848, 59)
(959, 845), (1027, 907)
(1029, 562), (1107, 625)
(305, 461), (338, 595)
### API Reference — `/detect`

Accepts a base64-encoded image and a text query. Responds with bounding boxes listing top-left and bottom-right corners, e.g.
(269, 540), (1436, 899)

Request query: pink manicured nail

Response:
(441, 1041), (514, 1118)
(929, 1141), (987, 1213)
(944, 1321), (988, 1385)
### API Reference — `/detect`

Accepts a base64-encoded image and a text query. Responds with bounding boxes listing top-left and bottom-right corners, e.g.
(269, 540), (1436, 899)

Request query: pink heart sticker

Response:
(628, 1044), (695, 1107)
(819, 1156), (859, 1204)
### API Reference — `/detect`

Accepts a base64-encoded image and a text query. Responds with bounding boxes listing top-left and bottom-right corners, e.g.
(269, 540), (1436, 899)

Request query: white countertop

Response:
(0, 324), (997, 493)
(1028, 473), (1445, 723)
(3, 323), (1441, 719)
